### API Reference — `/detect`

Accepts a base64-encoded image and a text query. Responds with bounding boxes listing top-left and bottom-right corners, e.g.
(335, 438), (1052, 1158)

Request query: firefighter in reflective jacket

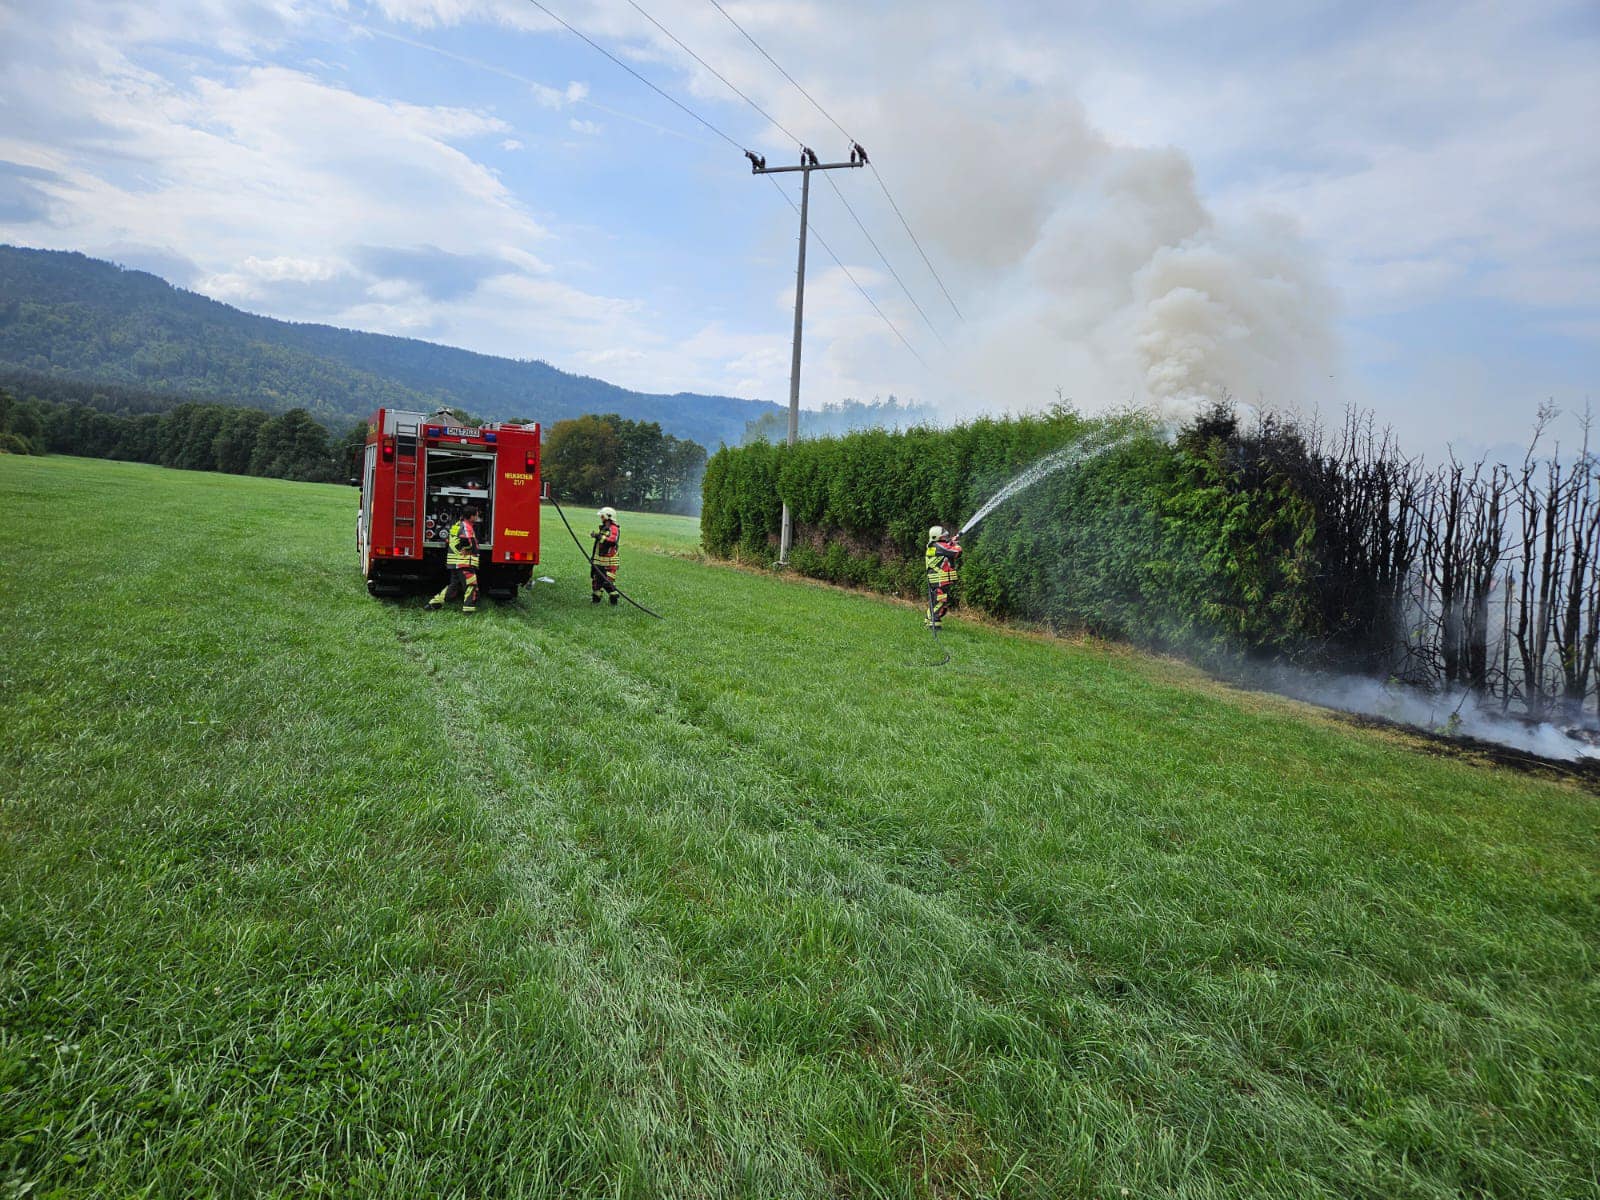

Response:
(428, 505), (481, 613)
(591, 506), (621, 605)
(925, 525), (962, 629)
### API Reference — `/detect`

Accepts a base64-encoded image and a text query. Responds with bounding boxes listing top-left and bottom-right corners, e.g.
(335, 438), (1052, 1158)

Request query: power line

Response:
(822, 172), (944, 347)
(705, 0), (853, 146)
(870, 165), (965, 322)
(512, 2), (919, 369)
(345, 18), (720, 146)
(521, 0), (746, 151)
(619, 0), (944, 351)
(700, 0), (965, 322)
(623, 0), (804, 148)
(765, 175), (926, 369)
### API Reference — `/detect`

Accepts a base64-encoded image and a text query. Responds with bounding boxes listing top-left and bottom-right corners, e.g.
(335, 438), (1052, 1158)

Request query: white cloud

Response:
(530, 79), (590, 108)
(1080, 2), (1600, 330)
(606, 0), (1592, 439)
(202, 254), (343, 300)
(366, 0), (548, 33)
(0, 3), (683, 366)
(0, 0), (1591, 451)
(576, 346), (647, 368)
(75, 62), (530, 268)
(656, 321), (790, 400)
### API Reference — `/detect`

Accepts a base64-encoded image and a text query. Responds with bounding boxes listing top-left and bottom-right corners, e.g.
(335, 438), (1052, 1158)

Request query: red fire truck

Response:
(357, 408), (541, 599)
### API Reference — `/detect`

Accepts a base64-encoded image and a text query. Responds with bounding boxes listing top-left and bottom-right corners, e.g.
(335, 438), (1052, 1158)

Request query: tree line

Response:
(702, 402), (1600, 725)
(1, 376), (709, 514)
(0, 386), (361, 482)
(542, 413), (707, 514)
(740, 396), (938, 445)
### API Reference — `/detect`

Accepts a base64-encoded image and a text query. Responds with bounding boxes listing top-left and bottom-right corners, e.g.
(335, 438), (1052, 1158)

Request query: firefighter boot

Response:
(609, 593), (619, 606)
(591, 593), (602, 604)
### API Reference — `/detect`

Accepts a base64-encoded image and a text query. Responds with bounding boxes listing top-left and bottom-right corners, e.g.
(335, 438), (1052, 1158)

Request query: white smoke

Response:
(263, 0), (1342, 425)
(1256, 666), (1599, 764)
(812, 75), (1337, 427)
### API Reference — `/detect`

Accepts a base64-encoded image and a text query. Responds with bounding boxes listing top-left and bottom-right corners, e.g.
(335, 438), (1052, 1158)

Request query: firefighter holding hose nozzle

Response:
(591, 506), (621, 605)
(428, 504), (481, 613)
(925, 525), (962, 630)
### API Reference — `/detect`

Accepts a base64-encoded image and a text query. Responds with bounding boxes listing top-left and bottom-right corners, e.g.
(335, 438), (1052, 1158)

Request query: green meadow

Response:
(1, 454), (1596, 1199)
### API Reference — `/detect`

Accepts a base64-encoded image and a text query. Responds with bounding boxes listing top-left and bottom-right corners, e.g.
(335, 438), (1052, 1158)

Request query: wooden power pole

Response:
(749, 148), (863, 565)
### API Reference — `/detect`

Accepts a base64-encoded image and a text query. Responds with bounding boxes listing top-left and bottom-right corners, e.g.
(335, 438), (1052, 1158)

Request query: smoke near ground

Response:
(1252, 666), (1600, 764)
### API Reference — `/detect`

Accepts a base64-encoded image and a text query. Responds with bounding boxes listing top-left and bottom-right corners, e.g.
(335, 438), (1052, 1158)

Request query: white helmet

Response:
(928, 525), (946, 542)
(598, 506), (617, 521)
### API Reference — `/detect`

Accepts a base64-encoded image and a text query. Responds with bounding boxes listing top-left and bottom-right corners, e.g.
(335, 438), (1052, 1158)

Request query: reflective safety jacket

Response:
(925, 536), (961, 585)
(592, 518), (620, 568)
(447, 518), (479, 568)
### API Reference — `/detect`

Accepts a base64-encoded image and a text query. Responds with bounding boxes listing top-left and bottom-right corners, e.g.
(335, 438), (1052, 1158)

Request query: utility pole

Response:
(748, 147), (864, 565)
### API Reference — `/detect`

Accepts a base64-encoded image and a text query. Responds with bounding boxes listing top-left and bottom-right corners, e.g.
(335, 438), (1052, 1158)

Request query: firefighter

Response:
(924, 525), (962, 630)
(590, 506), (621, 605)
(428, 504), (481, 613)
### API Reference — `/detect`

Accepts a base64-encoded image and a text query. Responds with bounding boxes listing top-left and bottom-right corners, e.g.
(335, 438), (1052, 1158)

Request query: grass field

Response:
(2, 454), (1597, 1199)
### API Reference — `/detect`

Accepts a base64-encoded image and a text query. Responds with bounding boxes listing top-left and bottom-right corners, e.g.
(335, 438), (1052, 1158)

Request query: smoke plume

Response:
(825, 83), (1337, 425)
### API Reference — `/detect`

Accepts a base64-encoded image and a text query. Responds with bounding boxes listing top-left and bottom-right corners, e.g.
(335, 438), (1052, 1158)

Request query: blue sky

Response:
(0, 0), (1594, 459)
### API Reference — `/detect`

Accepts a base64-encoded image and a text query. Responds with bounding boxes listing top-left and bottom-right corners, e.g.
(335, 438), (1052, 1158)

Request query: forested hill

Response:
(0, 245), (780, 447)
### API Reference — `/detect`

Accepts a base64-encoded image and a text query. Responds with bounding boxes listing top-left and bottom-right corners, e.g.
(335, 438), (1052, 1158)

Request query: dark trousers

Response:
(591, 563), (618, 597)
(928, 580), (953, 623)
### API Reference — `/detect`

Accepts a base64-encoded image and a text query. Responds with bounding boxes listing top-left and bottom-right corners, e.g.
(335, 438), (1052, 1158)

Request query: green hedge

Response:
(700, 410), (1325, 663)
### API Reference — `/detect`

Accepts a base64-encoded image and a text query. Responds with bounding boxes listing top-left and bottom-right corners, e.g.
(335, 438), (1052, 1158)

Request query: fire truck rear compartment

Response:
(361, 410), (539, 602)
(424, 450), (496, 548)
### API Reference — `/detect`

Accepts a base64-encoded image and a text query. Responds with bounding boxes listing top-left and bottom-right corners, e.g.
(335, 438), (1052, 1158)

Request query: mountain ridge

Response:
(0, 245), (780, 446)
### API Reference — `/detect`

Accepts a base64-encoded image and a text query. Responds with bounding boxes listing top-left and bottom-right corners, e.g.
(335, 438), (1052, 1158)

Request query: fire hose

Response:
(546, 493), (665, 620)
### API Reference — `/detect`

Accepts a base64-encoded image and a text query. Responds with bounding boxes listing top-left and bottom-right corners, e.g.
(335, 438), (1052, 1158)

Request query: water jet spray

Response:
(959, 426), (1145, 535)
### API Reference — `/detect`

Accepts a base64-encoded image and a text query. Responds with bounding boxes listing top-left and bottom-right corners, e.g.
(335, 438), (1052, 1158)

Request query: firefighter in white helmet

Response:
(590, 506), (621, 605)
(924, 524), (962, 630)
